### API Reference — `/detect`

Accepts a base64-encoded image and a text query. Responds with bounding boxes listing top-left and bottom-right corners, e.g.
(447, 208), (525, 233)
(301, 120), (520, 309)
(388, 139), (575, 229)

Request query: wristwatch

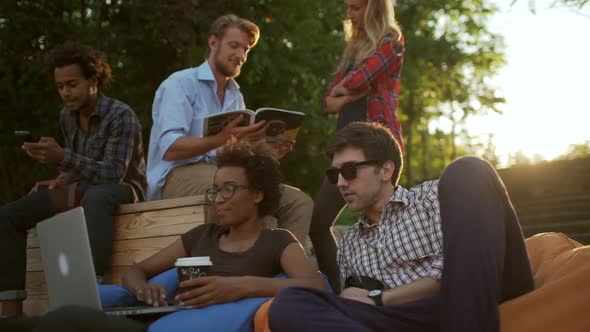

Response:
(367, 289), (383, 306)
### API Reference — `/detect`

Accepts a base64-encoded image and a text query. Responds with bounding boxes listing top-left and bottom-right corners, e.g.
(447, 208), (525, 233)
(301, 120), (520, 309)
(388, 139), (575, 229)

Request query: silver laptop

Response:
(37, 207), (184, 316)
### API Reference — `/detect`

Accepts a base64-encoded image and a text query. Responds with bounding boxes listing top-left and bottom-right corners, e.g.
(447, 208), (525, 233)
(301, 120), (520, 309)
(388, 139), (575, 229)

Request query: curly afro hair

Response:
(215, 138), (282, 216)
(46, 42), (112, 88)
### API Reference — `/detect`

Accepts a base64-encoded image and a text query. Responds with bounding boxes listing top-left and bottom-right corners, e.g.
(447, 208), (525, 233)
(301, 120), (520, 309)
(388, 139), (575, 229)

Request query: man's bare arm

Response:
(382, 277), (440, 306)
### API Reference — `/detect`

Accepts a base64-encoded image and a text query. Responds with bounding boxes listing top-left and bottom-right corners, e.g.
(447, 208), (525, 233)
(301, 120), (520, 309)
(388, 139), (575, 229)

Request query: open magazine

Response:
(203, 107), (305, 142)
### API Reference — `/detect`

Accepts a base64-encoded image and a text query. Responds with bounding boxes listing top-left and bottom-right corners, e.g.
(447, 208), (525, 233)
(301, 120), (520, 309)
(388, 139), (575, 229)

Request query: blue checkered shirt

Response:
(59, 94), (146, 201)
(338, 180), (443, 289)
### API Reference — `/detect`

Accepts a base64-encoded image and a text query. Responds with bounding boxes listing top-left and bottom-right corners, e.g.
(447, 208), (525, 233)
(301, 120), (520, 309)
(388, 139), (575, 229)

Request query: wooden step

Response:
(514, 194), (590, 210)
(518, 211), (590, 225)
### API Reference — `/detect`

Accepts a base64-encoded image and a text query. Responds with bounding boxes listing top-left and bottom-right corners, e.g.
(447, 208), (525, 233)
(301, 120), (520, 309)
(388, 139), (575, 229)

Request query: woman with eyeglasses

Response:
(117, 139), (325, 331)
(311, 0), (405, 293)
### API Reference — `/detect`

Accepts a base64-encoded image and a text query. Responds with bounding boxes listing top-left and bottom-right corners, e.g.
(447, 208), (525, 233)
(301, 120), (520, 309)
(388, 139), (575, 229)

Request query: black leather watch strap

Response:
(368, 289), (383, 306)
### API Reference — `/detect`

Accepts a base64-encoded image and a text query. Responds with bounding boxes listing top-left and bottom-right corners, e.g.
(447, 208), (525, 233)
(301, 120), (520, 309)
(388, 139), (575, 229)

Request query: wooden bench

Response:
(22, 195), (206, 316)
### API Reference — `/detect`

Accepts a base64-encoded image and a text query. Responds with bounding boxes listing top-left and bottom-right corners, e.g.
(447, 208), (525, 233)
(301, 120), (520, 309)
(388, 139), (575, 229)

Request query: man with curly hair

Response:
(0, 43), (146, 316)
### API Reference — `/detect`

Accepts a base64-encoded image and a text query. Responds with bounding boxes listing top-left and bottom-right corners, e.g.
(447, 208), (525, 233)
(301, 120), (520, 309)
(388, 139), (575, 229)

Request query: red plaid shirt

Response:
(325, 35), (405, 148)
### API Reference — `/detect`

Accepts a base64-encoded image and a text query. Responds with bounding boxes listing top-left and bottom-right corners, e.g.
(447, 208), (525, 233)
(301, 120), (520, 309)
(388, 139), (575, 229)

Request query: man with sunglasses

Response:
(269, 122), (534, 332)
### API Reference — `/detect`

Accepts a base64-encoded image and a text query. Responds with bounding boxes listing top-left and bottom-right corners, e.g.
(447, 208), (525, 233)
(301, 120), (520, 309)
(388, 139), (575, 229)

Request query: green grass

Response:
(334, 207), (361, 226)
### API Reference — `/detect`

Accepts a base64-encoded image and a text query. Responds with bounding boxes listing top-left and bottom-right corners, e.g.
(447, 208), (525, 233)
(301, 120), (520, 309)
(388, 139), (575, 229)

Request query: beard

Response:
(64, 94), (97, 115)
(341, 179), (384, 213)
(213, 51), (242, 78)
(63, 98), (85, 112)
(62, 86), (96, 113)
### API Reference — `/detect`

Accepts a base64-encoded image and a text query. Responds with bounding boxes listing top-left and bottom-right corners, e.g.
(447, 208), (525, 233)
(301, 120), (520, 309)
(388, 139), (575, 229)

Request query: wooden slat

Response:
(27, 206), (204, 248)
(113, 206), (204, 241)
(25, 271), (47, 297)
(26, 271), (48, 296)
(23, 295), (49, 316)
(110, 236), (179, 266)
(117, 195), (207, 215)
(27, 230), (37, 249)
(104, 267), (126, 285)
(27, 236), (182, 272)
(26, 248), (43, 272)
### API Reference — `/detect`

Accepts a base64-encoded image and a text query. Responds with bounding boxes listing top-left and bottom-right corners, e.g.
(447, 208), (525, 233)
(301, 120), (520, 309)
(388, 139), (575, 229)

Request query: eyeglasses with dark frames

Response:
(205, 183), (251, 203)
(325, 160), (382, 184)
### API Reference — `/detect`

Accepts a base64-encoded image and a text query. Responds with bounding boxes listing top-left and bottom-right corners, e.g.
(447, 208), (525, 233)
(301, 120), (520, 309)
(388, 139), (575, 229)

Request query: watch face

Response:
(368, 289), (382, 297)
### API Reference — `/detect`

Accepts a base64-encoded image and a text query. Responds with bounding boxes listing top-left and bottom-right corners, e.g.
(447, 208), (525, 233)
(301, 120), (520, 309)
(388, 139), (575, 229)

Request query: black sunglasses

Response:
(205, 183), (250, 203)
(326, 160), (382, 184)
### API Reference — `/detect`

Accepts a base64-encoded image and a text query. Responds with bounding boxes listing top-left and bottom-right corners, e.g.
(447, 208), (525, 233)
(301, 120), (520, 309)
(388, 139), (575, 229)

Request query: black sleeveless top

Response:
(335, 64), (368, 129)
(336, 95), (367, 129)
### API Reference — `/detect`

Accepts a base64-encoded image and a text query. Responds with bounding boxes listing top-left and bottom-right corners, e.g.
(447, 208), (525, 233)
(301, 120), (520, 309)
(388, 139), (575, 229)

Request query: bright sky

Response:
(463, 0), (590, 166)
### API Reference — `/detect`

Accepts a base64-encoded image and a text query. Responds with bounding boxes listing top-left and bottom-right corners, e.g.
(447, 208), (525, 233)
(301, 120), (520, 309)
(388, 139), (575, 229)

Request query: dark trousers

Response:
(270, 157), (535, 332)
(0, 305), (146, 331)
(0, 183), (134, 294)
(308, 177), (345, 293)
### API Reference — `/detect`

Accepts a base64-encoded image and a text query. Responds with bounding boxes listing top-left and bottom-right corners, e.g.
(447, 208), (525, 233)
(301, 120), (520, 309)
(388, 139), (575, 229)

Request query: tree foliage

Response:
(511, 0), (589, 14)
(1, 0), (505, 203)
(395, 0), (505, 184)
(558, 141), (590, 160)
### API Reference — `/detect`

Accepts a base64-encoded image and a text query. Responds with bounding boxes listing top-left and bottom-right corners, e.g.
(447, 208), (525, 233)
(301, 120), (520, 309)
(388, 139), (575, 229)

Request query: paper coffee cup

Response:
(175, 257), (212, 293)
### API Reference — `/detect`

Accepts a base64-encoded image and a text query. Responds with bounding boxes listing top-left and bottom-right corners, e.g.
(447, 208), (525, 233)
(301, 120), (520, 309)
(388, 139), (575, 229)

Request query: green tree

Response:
(508, 150), (546, 166)
(0, 0), (199, 202)
(1, 0), (509, 204)
(0, 0), (344, 202)
(558, 141), (590, 160)
(396, 0), (505, 185)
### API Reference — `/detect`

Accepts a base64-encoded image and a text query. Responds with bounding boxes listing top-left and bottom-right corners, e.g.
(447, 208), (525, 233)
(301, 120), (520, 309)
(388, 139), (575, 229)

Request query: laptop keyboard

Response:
(104, 305), (184, 316)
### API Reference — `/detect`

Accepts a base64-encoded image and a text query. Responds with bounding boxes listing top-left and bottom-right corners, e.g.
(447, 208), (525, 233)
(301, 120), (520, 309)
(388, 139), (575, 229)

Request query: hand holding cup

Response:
(174, 256), (212, 303)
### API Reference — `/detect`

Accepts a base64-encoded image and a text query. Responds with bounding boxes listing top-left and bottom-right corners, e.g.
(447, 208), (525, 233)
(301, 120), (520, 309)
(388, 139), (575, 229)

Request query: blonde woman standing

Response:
(310, 0), (405, 292)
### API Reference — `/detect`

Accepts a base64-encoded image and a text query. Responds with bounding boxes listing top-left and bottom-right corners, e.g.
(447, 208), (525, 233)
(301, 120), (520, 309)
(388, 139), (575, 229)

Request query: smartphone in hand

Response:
(14, 130), (37, 144)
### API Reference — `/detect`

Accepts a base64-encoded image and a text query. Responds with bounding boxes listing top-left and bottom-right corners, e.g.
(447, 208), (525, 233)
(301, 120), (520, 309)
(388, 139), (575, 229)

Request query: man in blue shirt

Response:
(146, 14), (313, 244)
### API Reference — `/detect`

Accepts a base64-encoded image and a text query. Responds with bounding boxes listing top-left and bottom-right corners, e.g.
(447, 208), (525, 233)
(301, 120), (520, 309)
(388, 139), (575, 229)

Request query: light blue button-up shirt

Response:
(146, 61), (245, 200)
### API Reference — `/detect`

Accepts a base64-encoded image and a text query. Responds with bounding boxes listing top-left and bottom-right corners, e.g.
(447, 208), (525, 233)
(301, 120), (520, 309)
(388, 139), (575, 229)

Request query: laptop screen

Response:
(36, 207), (103, 311)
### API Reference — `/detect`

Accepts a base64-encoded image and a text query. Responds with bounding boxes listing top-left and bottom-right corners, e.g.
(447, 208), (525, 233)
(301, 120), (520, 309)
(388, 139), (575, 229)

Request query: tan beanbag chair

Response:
(255, 232), (590, 332)
(500, 232), (590, 332)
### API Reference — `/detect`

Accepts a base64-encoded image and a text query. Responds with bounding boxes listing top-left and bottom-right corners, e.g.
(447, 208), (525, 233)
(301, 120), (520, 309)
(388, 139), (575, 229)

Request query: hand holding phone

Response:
(21, 136), (65, 164)
(28, 180), (53, 195)
(14, 130), (37, 144)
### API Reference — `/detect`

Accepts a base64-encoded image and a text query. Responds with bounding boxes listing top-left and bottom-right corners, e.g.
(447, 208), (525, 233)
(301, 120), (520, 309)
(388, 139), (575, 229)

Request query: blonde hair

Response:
(206, 14), (260, 57)
(339, 0), (402, 72)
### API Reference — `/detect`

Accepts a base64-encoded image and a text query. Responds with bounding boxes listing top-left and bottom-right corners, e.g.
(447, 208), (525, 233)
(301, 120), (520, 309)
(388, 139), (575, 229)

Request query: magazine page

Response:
(254, 108), (305, 142)
(203, 110), (254, 136)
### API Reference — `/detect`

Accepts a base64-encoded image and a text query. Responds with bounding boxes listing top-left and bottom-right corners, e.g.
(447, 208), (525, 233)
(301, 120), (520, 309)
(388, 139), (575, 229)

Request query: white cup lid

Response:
(175, 256), (212, 267)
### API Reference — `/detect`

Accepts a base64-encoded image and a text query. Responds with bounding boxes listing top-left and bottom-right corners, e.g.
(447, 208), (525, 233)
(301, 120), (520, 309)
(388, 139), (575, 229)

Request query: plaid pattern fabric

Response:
(338, 180), (443, 289)
(59, 94), (147, 201)
(325, 35), (405, 149)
